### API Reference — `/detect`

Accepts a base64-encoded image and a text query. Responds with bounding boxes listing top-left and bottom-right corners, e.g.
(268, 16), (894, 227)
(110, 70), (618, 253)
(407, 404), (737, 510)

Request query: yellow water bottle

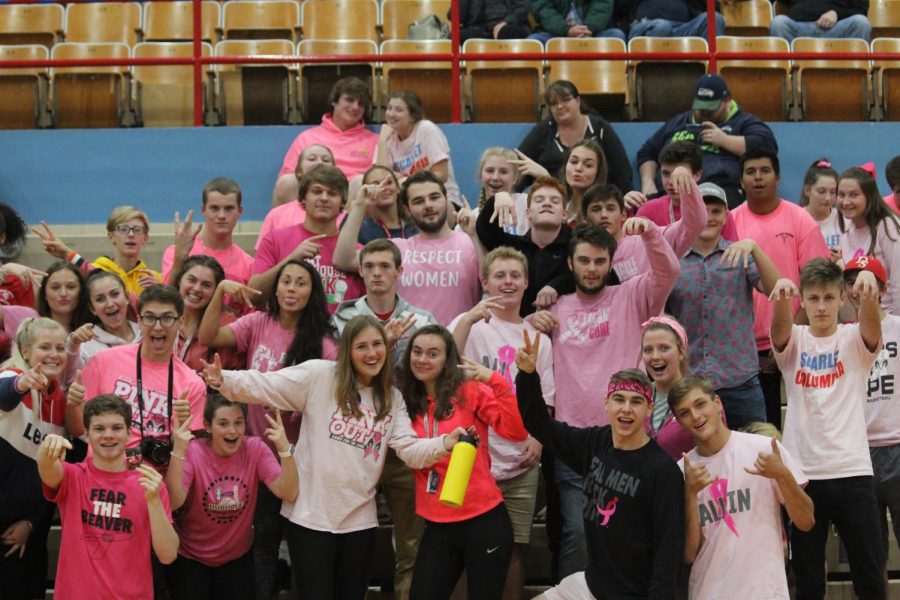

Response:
(439, 434), (478, 507)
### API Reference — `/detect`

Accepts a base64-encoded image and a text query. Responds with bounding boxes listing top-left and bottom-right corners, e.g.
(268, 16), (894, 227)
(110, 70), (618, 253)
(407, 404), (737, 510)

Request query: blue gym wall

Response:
(2, 122), (898, 224)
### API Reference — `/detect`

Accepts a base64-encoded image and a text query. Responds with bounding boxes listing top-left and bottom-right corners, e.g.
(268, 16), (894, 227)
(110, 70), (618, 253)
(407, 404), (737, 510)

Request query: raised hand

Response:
(264, 410), (290, 456)
(0, 263), (46, 289)
(68, 323), (98, 347)
(683, 453), (717, 496)
(354, 176), (391, 211)
(510, 149), (550, 179)
(852, 269), (880, 302)
(720, 239), (757, 269)
(744, 437), (789, 481)
(171, 409), (194, 456)
(456, 207), (477, 236)
(31, 221), (73, 259)
(173, 210), (203, 258)
(458, 356), (491, 383)
(135, 464), (165, 501)
(623, 190), (648, 212)
(515, 329), (541, 374)
(463, 295), (505, 326)
(41, 433), (73, 462)
(290, 234), (327, 261)
(623, 217), (651, 236)
(67, 370), (85, 406)
(220, 280), (262, 307)
(172, 388), (191, 428)
(768, 278), (799, 303)
(199, 353), (224, 389)
(17, 363), (49, 393)
(385, 312), (416, 347)
(489, 192), (517, 230)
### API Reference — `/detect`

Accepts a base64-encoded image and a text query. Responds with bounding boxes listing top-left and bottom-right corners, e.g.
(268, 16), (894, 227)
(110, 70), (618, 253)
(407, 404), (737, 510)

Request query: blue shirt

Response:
(666, 239), (761, 389)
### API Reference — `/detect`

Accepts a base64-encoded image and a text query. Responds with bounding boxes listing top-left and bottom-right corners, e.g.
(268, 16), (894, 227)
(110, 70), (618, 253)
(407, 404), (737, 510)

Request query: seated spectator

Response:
(37, 396), (178, 599)
(357, 166), (418, 244)
(883, 154), (900, 213)
(33, 206), (163, 294)
(770, 0), (871, 41)
(162, 178), (254, 288)
(665, 182), (782, 429)
(272, 77), (378, 206)
(260, 144), (335, 246)
(459, 0), (532, 42)
(476, 177), (573, 314)
(800, 159), (841, 252)
(637, 74), (778, 207)
(0, 203), (27, 262)
(163, 395), (298, 600)
(529, 0), (625, 42)
(634, 141), (738, 239)
(251, 165), (365, 314)
(516, 81), (633, 195)
(377, 90), (462, 207)
(618, 0), (724, 40)
(79, 270), (140, 363)
(0, 318), (69, 599)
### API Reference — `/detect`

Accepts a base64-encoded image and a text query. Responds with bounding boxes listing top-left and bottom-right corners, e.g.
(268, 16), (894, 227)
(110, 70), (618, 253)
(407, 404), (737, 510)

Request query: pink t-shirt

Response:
(839, 219), (900, 315)
(679, 431), (807, 600)
(161, 239), (254, 285)
(448, 313), (555, 481)
(866, 314), (900, 447)
(279, 114), (377, 178)
(256, 203), (348, 251)
(227, 310), (338, 444)
(544, 223), (680, 427)
(885, 193), (899, 213)
(386, 120), (461, 205)
(732, 200), (829, 351)
(252, 223), (364, 315)
(176, 436), (281, 566)
(775, 323), (878, 479)
(392, 232), (481, 325)
(82, 345), (206, 450)
(636, 194), (738, 241)
(44, 460), (173, 600)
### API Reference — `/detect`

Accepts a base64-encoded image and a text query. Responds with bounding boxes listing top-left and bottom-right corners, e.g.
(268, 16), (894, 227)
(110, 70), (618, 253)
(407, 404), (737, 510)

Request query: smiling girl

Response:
(357, 165), (418, 244)
(79, 270), (140, 362)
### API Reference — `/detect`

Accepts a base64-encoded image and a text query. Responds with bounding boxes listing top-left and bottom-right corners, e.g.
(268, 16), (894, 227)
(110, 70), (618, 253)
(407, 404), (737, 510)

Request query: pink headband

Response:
(608, 380), (653, 402)
(641, 316), (689, 352)
(816, 160), (832, 168)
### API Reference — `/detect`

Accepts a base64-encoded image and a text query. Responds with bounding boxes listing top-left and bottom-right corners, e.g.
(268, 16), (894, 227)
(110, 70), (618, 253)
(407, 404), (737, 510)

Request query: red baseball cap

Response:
(843, 255), (887, 285)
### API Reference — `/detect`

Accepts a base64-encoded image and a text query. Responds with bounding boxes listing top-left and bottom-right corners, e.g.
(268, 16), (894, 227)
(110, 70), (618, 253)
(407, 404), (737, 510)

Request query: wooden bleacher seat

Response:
(212, 39), (297, 125)
(381, 39), (454, 123)
(545, 37), (628, 120)
(50, 42), (131, 128)
(717, 36), (791, 121)
(791, 37), (871, 121)
(299, 0), (379, 43)
(722, 0), (773, 36)
(0, 44), (50, 129)
(297, 39), (377, 124)
(628, 36), (707, 121)
(132, 41), (213, 127)
(65, 3), (141, 46)
(382, 0), (451, 40)
(143, 1), (220, 43)
(872, 37), (900, 120)
(463, 38), (543, 123)
(222, 1), (299, 42)
(870, 0), (900, 39)
(0, 4), (63, 48)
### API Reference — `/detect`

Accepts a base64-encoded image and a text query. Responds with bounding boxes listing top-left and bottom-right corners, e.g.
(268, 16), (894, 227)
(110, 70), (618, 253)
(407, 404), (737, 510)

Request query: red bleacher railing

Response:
(1, 0), (898, 125)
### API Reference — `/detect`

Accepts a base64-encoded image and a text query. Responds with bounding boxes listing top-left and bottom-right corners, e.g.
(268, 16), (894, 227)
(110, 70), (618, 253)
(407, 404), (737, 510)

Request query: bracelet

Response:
(169, 452), (185, 461)
(65, 250), (78, 263)
(13, 374), (25, 394)
(278, 447), (293, 458)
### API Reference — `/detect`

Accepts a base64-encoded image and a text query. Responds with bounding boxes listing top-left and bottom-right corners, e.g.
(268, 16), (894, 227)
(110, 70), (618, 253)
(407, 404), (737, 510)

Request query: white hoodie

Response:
(79, 321), (142, 364)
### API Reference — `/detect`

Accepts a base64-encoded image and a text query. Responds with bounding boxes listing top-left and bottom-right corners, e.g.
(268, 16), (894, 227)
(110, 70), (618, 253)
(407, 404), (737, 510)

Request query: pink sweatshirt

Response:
(217, 359), (449, 533)
(279, 115), (378, 178)
(544, 222), (681, 427)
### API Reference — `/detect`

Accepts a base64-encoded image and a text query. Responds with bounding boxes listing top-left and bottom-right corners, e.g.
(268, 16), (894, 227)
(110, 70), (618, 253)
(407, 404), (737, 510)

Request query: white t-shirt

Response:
(866, 314), (900, 447)
(840, 219), (900, 315)
(386, 120), (461, 205)
(815, 208), (842, 250)
(774, 323), (879, 479)
(392, 232), (482, 325)
(448, 313), (555, 481)
(680, 431), (807, 600)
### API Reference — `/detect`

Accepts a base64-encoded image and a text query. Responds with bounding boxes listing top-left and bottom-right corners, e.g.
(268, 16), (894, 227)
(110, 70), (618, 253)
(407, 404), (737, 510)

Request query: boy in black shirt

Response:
(515, 331), (684, 599)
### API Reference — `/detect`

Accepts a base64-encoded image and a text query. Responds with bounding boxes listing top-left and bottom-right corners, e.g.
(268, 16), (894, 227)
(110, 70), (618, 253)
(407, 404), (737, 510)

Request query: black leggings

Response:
(284, 522), (376, 600)
(410, 503), (514, 600)
(165, 550), (254, 600)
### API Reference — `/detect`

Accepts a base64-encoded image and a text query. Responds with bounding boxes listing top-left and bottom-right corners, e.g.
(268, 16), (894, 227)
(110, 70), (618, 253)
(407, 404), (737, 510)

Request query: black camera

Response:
(139, 438), (172, 466)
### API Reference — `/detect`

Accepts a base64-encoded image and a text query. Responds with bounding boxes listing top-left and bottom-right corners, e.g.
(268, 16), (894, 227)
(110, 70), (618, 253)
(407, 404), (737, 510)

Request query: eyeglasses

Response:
(139, 314), (178, 328)
(114, 225), (147, 236)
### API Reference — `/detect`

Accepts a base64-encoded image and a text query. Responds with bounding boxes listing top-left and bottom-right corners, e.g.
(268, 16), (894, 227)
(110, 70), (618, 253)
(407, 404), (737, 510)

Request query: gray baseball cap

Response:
(698, 182), (728, 206)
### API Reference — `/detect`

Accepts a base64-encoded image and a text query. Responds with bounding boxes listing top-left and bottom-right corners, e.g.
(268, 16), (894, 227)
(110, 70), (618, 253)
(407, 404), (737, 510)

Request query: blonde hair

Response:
(106, 205), (150, 234)
(739, 421), (782, 441)
(477, 147), (517, 210)
(2, 318), (67, 408)
(482, 246), (528, 279)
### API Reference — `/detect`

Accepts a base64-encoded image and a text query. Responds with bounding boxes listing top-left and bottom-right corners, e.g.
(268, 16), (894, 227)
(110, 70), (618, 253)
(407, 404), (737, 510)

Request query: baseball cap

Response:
(692, 74), (729, 111)
(843, 255), (887, 285)
(698, 182), (728, 206)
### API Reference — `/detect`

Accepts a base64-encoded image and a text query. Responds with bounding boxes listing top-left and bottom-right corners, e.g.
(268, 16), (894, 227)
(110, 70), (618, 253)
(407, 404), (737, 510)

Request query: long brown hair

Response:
(401, 325), (465, 421)
(333, 315), (392, 421)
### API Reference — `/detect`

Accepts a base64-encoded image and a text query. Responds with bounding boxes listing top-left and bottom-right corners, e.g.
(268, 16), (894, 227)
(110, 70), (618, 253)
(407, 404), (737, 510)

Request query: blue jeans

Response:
(716, 375), (767, 431)
(553, 459), (587, 580)
(529, 29), (626, 43)
(628, 12), (725, 40)
(769, 14), (872, 42)
(791, 477), (885, 599)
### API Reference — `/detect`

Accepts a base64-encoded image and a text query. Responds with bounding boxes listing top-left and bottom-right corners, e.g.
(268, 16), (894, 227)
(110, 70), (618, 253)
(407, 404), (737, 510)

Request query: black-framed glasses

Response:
(114, 225), (147, 236)
(139, 314), (178, 328)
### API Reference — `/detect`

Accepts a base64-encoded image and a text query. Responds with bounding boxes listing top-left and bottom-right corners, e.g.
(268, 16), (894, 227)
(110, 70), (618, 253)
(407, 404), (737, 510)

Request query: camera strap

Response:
(135, 345), (175, 441)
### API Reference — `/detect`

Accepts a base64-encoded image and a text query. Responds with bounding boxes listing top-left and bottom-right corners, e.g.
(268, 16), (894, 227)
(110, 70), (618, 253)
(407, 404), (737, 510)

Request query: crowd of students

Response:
(2, 73), (900, 600)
